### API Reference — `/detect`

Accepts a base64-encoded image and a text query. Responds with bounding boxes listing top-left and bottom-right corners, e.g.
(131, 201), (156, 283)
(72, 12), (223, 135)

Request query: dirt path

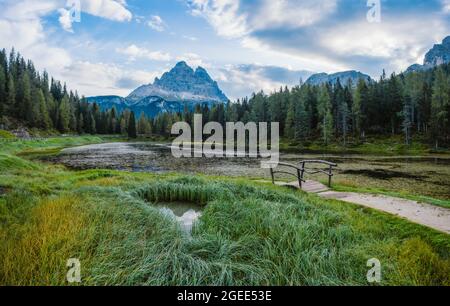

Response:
(319, 191), (450, 234)
(260, 180), (450, 234)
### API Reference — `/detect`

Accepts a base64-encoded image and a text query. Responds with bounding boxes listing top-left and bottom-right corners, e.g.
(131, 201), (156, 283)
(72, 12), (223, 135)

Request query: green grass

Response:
(0, 135), (105, 155)
(0, 130), (16, 139)
(0, 137), (449, 286)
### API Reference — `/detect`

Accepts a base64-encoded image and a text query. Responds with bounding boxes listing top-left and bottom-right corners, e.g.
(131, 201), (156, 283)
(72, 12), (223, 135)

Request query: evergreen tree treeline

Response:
(1, 48), (449, 147)
(152, 65), (450, 148)
(0, 48), (153, 137)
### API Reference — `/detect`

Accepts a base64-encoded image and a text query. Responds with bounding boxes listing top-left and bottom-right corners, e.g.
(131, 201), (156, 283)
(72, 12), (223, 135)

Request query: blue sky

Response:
(0, 0), (449, 100)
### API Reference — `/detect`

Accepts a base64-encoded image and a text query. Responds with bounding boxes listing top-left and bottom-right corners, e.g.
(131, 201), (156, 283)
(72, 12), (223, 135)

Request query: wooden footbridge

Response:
(267, 160), (338, 193)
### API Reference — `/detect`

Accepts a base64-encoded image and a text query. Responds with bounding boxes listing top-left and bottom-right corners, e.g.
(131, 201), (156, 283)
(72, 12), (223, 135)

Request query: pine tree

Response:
(352, 79), (368, 140)
(430, 68), (450, 148)
(401, 96), (413, 145)
(294, 98), (309, 141)
(37, 89), (51, 129)
(317, 86), (333, 145)
(6, 74), (15, 115)
(137, 111), (151, 135)
(16, 72), (31, 122)
(109, 107), (117, 134)
(284, 100), (295, 139)
(0, 66), (5, 118)
(128, 111), (137, 138)
(77, 113), (84, 134)
(30, 87), (41, 127)
(120, 117), (127, 134)
(58, 95), (71, 132)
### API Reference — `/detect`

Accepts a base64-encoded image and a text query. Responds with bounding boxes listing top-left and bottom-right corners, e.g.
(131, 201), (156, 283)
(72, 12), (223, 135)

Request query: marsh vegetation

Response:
(50, 142), (450, 202)
(0, 136), (449, 285)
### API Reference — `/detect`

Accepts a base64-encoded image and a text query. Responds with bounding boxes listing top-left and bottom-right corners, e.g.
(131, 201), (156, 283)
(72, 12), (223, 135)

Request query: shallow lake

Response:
(51, 142), (450, 200)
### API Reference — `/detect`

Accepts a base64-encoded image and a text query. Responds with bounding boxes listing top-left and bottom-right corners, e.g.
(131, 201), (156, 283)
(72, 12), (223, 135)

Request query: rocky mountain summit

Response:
(407, 36), (450, 72)
(88, 61), (228, 117)
(305, 70), (372, 86)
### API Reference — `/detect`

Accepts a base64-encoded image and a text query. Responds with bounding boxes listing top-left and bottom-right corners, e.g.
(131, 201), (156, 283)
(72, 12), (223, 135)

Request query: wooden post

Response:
(270, 167), (275, 184)
(328, 165), (332, 187)
(300, 162), (305, 182)
(297, 169), (302, 188)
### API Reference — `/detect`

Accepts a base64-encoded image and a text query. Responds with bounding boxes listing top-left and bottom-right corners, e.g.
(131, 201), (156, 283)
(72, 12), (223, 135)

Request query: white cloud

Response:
(60, 61), (159, 96)
(321, 16), (449, 72)
(58, 8), (74, 32)
(0, 0), (72, 73)
(189, 0), (248, 38)
(187, 0), (337, 39)
(0, 0), (136, 97)
(176, 53), (209, 68)
(147, 15), (167, 32)
(251, 0), (337, 30)
(216, 65), (284, 100)
(58, 0), (132, 32)
(117, 45), (172, 61)
(2, 0), (59, 20)
(188, 0), (450, 77)
(443, 0), (450, 13)
(81, 0), (132, 22)
(215, 64), (311, 100)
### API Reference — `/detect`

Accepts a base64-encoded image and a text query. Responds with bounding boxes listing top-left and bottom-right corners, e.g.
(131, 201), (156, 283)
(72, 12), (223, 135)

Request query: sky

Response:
(0, 0), (449, 100)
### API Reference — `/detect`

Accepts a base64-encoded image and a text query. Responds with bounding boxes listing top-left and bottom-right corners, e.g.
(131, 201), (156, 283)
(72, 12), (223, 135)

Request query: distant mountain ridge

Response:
(407, 36), (450, 72)
(305, 70), (372, 86)
(88, 61), (228, 117)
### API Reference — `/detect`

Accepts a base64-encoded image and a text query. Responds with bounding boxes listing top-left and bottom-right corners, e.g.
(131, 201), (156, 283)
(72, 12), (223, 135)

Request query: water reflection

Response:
(156, 202), (203, 233)
(51, 142), (450, 199)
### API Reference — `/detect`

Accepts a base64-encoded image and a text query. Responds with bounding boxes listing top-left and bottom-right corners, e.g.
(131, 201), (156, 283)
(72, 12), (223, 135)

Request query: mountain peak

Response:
(173, 61), (192, 71)
(305, 70), (372, 86)
(195, 66), (213, 82)
(407, 35), (450, 72)
(127, 62), (228, 104)
(175, 60), (189, 67)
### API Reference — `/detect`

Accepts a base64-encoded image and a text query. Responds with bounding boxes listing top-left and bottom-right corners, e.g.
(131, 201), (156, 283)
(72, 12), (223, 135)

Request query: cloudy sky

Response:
(0, 0), (449, 100)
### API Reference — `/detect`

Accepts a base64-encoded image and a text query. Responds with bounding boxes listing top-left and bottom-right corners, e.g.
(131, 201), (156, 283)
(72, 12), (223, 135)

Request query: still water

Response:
(52, 142), (450, 199)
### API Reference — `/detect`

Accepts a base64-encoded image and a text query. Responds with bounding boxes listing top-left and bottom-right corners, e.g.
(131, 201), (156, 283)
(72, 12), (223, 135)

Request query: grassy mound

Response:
(0, 153), (40, 171)
(0, 130), (15, 139)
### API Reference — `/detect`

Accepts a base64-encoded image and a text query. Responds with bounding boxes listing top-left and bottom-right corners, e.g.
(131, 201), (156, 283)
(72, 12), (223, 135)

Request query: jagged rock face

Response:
(88, 62), (228, 118)
(407, 36), (450, 72)
(305, 71), (372, 86)
(424, 36), (450, 67)
(127, 61), (228, 103)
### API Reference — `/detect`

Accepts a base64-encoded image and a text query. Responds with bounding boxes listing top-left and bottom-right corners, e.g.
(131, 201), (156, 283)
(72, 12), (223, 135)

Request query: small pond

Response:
(155, 201), (203, 233)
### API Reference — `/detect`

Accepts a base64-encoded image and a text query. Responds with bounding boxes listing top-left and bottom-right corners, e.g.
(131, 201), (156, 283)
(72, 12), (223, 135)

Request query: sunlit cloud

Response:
(117, 45), (172, 61)
(147, 15), (167, 32)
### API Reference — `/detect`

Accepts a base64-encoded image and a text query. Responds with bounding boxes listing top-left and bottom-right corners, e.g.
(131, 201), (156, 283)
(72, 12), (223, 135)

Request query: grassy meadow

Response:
(0, 136), (449, 286)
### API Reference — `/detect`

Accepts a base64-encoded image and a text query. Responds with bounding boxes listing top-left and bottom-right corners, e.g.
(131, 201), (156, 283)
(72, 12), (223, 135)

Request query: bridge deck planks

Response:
(274, 180), (329, 193)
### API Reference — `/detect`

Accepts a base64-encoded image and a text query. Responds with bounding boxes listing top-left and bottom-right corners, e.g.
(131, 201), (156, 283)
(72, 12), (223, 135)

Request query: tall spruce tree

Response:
(317, 86), (333, 145)
(430, 68), (450, 148)
(128, 111), (137, 138)
(58, 95), (71, 132)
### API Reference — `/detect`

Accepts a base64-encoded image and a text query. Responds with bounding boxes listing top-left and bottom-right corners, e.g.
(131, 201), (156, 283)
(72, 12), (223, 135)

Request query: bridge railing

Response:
(268, 160), (338, 188)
